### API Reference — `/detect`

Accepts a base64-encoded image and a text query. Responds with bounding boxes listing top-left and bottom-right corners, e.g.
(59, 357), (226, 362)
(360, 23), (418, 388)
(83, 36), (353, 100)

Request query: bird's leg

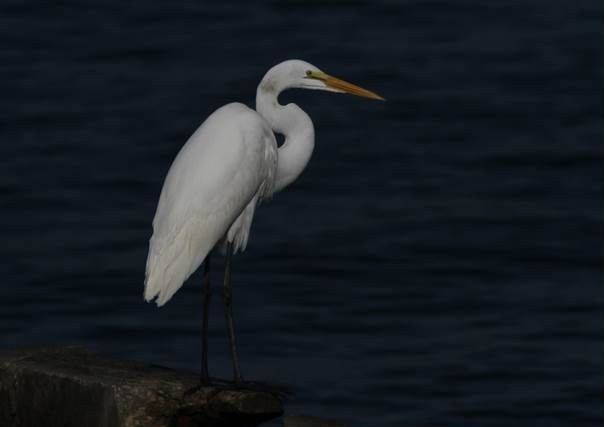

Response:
(222, 241), (243, 383)
(200, 252), (212, 385)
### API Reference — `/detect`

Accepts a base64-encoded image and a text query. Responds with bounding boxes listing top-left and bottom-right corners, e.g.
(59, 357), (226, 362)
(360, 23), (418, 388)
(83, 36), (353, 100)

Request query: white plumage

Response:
(143, 59), (383, 308)
(144, 103), (277, 306)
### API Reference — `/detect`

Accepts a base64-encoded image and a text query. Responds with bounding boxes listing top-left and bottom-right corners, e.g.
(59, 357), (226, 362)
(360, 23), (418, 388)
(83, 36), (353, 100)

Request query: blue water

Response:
(1, 1), (602, 426)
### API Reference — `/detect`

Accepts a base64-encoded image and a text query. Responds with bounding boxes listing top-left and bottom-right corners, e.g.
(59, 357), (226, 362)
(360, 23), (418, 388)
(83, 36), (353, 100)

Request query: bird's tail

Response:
(144, 220), (214, 306)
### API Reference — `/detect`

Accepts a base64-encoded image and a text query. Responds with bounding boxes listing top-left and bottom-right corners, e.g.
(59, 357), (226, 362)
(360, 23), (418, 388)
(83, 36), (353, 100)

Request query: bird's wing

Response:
(144, 103), (277, 306)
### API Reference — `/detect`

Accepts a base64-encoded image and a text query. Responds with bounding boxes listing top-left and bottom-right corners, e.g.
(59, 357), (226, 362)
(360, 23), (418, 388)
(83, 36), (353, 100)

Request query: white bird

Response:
(144, 59), (384, 383)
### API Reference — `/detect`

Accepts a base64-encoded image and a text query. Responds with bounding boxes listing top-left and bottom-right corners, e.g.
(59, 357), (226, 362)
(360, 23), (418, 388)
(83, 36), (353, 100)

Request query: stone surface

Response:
(284, 415), (349, 427)
(0, 346), (284, 427)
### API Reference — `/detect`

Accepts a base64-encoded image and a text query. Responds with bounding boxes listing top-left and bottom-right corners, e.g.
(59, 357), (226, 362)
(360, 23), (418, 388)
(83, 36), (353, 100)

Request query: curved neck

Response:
(256, 86), (315, 193)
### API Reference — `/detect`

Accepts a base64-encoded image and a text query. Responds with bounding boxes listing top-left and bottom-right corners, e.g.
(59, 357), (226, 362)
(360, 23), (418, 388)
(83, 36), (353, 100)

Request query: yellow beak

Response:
(306, 70), (385, 101)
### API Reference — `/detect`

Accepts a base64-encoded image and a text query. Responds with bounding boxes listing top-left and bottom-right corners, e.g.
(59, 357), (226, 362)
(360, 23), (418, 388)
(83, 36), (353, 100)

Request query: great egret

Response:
(144, 59), (384, 383)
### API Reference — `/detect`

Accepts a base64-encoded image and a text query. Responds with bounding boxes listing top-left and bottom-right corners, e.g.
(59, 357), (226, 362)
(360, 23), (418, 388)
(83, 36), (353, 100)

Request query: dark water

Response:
(1, 1), (602, 426)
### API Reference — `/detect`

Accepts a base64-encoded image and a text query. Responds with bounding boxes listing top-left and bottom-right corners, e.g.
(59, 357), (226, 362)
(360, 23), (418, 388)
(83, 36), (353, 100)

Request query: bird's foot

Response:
(225, 379), (292, 398)
(183, 378), (290, 400)
(184, 377), (213, 397)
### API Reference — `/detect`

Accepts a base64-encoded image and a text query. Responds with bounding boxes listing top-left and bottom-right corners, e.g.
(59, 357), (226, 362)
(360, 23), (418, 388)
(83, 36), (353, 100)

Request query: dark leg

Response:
(222, 241), (243, 382)
(200, 252), (212, 384)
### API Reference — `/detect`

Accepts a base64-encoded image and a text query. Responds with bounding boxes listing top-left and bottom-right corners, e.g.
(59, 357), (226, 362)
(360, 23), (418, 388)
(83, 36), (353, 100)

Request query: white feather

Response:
(144, 103), (277, 306)
(144, 59), (376, 307)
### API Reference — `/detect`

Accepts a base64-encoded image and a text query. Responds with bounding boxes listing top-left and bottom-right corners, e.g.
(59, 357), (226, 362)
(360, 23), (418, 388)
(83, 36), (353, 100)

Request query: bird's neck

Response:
(256, 88), (315, 193)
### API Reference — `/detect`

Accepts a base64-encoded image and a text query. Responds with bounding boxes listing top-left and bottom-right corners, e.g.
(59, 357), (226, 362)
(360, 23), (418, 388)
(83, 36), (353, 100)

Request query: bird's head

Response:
(259, 59), (385, 101)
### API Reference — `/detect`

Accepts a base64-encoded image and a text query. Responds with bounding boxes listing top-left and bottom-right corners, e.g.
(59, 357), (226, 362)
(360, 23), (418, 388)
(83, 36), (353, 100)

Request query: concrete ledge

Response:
(0, 346), (283, 427)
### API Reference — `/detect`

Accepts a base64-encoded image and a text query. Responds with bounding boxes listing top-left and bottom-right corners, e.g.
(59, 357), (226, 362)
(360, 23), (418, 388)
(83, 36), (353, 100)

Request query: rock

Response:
(0, 346), (283, 427)
(284, 415), (349, 427)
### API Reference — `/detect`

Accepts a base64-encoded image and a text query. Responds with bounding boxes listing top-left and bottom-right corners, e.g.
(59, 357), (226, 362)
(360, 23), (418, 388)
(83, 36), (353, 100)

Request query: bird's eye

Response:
(305, 70), (312, 76)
